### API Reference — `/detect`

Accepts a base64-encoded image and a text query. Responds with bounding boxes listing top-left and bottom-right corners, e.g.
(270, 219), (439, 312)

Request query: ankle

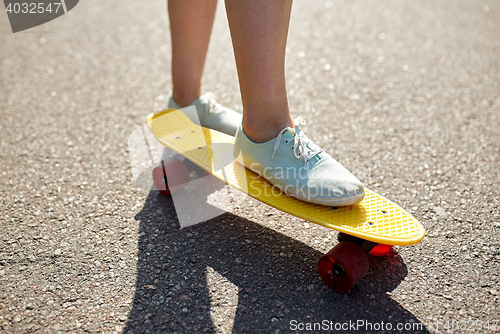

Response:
(242, 117), (293, 143)
(172, 89), (200, 107)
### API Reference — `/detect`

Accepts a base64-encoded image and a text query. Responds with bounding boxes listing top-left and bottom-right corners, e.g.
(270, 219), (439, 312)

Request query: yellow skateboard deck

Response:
(147, 109), (425, 246)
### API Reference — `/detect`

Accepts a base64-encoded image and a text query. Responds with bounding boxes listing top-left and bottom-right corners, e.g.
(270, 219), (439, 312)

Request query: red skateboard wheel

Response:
(318, 241), (369, 293)
(152, 159), (190, 196)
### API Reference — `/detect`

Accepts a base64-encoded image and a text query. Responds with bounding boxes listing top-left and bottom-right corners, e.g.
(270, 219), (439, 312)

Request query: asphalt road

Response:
(1, 0), (499, 333)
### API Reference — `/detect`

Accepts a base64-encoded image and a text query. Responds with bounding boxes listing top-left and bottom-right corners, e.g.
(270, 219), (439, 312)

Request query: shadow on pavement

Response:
(123, 191), (429, 333)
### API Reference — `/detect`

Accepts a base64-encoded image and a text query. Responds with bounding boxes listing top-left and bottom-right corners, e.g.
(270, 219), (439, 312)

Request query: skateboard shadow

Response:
(123, 190), (429, 333)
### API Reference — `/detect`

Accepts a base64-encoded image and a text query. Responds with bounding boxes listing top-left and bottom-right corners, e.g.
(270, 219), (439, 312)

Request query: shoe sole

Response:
(234, 154), (365, 207)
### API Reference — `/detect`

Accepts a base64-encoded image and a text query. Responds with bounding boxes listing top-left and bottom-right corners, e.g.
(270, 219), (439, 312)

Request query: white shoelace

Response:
(199, 92), (222, 114)
(271, 117), (322, 167)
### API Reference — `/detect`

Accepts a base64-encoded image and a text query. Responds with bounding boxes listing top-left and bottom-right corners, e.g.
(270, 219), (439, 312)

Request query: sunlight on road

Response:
(206, 266), (239, 334)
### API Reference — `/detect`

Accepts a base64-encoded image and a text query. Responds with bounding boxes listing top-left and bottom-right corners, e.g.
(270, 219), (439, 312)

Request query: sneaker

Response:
(233, 116), (365, 206)
(168, 92), (242, 136)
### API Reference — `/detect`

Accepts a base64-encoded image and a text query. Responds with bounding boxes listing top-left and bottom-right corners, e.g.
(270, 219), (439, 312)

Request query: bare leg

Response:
(225, 0), (293, 143)
(168, 0), (217, 107)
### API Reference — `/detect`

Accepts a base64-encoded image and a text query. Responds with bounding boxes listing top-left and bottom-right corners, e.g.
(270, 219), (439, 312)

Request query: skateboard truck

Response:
(338, 233), (377, 254)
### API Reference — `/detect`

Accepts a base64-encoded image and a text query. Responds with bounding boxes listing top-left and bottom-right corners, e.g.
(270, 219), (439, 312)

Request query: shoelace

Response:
(199, 92), (223, 114)
(271, 117), (322, 167)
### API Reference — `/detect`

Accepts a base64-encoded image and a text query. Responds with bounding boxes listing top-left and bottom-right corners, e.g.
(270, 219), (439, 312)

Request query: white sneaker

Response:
(168, 93), (242, 136)
(234, 117), (365, 206)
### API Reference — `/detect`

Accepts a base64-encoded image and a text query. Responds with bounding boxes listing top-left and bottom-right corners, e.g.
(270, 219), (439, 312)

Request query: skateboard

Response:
(146, 109), (425, 292)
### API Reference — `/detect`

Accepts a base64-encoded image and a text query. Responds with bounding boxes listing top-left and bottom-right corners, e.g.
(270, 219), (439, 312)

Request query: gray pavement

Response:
(1, 0), (499, 333)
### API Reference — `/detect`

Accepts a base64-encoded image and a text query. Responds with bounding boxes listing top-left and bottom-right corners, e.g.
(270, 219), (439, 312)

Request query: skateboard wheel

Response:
(369, 243), (393, 256)
(152, 159), (190, 197)
(318, 241), (369, 293)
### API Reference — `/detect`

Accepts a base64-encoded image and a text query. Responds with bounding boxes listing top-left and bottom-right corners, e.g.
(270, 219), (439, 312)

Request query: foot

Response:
(168, 92), (242, 136)
(234, 116), (365, 206)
